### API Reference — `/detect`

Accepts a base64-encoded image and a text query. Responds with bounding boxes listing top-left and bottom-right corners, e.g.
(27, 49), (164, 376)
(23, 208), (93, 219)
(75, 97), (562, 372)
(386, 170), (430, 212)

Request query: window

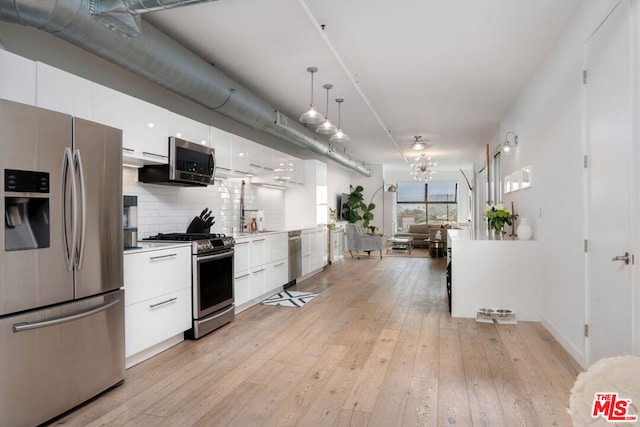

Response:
(396, 182), (457, 231)
(426, 182), (457, 222)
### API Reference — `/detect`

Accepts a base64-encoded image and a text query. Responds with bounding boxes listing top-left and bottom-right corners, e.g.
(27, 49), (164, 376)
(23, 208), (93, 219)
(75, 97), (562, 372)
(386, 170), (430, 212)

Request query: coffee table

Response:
(387, 236), (413, 254)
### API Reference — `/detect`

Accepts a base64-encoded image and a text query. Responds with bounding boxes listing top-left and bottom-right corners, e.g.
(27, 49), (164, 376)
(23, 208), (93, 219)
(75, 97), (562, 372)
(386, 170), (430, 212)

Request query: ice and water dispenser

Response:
(123, 195), (138, 249)
(4, 169), (50, 251)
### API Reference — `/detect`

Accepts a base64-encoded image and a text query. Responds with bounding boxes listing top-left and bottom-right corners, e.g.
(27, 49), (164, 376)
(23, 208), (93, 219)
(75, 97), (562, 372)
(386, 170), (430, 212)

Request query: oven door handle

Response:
(197, 249), (234, 262)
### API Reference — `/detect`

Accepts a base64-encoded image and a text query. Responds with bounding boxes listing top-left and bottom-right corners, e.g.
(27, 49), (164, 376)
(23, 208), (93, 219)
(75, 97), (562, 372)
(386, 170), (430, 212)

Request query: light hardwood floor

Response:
(49, 253), (583, 426)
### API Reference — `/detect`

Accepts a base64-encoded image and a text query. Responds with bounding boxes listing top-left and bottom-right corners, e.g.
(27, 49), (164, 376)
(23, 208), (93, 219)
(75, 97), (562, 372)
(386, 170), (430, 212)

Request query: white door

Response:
(585, 0), (635, 365)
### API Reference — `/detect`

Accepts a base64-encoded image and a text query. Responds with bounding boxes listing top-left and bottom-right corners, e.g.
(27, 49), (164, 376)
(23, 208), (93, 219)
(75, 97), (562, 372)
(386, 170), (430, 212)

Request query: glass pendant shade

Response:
(316, 84), (337, 134)
(300, 67), (324, 124)
(316, 119), (338, 134)
(330, 98), (350, 142)
(330, 128), (350, 143)
(299, 106), (323, 124)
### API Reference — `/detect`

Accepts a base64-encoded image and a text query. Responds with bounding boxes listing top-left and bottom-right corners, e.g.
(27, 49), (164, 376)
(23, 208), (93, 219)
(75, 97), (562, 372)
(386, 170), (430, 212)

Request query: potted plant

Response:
(342, 185), (364, 224)
(328, 207), (337, 229)
(342, 185), (376, 228)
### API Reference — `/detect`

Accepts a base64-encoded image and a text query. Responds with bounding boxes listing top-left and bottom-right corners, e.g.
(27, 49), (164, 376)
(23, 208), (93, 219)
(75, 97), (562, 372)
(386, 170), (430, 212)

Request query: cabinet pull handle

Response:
(235, 273), (250, 279)
(252, 268), (266, 274)
(235, 241), (250, 245)
(249, 163), (263, 169)
(254, 239), (266, 242)
(142, 151), (168, 159)
(274, 262), (285, 267)
(149, 297), (177, 309)
(217, 167), (232, 171)
(149, 253), (177, 261)
(122, 147), (135, 153)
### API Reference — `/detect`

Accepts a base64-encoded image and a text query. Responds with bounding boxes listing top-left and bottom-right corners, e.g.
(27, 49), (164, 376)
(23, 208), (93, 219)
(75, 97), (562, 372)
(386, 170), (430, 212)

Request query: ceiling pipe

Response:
(0, 0), (372, 176)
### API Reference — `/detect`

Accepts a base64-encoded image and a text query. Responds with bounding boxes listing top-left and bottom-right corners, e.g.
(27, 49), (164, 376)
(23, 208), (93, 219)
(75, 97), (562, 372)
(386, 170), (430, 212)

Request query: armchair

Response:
(345, 223), (383, 259)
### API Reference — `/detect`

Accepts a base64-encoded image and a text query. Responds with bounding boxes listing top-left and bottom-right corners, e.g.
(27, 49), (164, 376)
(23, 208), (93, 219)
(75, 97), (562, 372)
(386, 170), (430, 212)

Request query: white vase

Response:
(517, 217), (533, 240)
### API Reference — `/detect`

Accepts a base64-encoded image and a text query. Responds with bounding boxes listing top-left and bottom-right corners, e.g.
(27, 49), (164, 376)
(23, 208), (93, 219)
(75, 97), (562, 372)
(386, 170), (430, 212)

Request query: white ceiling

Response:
(146, 0), (582, 174)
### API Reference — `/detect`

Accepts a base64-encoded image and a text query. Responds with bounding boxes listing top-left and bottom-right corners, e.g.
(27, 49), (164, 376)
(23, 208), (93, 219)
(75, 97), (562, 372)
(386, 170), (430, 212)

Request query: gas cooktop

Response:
(144, 233), (234, 254)
(145, 232), (227, 242)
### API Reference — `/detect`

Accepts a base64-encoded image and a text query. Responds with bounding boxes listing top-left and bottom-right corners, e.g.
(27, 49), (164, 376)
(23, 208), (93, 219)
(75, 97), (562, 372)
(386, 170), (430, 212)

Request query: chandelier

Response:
(410, 153), (437, 181)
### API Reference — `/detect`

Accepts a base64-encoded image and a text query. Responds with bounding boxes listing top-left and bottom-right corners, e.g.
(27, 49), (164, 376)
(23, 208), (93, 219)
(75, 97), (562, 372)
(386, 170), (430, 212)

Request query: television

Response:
(338, 193), (350, 220)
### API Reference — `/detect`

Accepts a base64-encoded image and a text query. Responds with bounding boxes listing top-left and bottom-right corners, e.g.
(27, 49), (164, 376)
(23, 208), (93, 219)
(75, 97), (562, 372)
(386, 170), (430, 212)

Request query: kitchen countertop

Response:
(123, 241), (192, 254)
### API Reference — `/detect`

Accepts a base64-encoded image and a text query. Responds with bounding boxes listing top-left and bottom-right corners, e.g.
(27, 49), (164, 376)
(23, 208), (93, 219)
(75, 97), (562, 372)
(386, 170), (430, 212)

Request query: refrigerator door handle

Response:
(12, 298), (120, 333)
(62, 147), (77, 271)
(74, 149), (87, 270)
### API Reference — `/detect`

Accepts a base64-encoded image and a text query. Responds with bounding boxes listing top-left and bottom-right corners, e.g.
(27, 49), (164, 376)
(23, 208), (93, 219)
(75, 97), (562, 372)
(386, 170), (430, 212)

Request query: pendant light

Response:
(299, 67), (324, 124)
(316, 84), (338, 134)
(330, 98), (350, 143)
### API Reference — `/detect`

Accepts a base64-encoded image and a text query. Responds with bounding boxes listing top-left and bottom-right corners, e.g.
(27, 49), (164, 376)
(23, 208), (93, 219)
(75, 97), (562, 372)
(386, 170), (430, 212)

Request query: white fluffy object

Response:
(568, 355), (640, 426)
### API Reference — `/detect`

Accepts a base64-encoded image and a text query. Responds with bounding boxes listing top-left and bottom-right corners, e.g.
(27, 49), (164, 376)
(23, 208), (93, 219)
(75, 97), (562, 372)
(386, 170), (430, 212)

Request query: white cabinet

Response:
(250, 237), (266, 267)
(233, 236), (262, 308)
(266, 232), (288, 263)
(124, 245), (192, 367)
(210, 126), (233, 173)
(0, 50), (36, 105)
(285, 160), (327, 229)
(234, 232), (288, 311)
(92, 83), (138, 155)
(266, 260), (288, 293)
(302, 227), (328, 276)
(231, 134), (251, 175)
(135, 99), (169, 162)
(329, 228), (345, 264)
(93, 83), (169, 164)
(36, 62), (93, 120)
(167, 111), (209, 146)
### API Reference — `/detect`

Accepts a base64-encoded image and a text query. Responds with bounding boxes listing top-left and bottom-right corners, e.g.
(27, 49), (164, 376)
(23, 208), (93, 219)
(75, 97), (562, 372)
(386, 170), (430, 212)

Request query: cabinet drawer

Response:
(124, 246), (191, 305)
(125, 288), (191, 358)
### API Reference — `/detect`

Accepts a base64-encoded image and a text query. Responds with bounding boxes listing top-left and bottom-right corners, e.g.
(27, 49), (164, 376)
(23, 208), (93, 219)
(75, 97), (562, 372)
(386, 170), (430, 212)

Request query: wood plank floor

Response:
(49, 254), (583, 426)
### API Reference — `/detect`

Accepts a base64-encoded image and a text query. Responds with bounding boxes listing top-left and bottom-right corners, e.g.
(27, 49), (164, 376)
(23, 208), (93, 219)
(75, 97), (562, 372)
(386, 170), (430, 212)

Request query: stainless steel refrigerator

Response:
(0, 99), (124, 427)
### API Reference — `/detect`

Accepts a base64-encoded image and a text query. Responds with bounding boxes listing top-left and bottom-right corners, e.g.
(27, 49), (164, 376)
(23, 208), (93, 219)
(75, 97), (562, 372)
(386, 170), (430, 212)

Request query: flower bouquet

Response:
(485, 203), (512, 234)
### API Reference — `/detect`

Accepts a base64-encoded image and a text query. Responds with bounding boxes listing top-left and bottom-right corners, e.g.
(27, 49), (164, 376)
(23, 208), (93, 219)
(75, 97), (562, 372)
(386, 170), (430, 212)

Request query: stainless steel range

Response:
(144, 233), (235, 339)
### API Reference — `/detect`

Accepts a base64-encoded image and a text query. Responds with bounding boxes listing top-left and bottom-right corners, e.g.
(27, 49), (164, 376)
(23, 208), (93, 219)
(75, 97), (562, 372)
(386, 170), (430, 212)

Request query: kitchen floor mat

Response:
(261, 290), (317, 308)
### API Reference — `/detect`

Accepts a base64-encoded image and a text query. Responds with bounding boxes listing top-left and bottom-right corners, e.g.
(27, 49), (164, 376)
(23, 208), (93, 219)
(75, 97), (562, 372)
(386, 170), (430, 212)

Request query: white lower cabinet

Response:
(234, 232), (289, 311)
(124, 244), (192, 368)
(302, 227), (327, 276)
(266, 260), (288, 294)
(125, 288), (191, 360)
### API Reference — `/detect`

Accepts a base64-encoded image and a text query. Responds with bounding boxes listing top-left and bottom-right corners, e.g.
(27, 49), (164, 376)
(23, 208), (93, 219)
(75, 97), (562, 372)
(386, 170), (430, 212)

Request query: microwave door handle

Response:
(74, 149), (87, 270)
(61, 147), (77, 271)
(209, 152), (215, 182)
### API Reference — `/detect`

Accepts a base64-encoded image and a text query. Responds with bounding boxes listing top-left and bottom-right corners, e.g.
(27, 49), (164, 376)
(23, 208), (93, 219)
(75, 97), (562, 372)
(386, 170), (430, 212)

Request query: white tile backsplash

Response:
(123, 168), (285, 237)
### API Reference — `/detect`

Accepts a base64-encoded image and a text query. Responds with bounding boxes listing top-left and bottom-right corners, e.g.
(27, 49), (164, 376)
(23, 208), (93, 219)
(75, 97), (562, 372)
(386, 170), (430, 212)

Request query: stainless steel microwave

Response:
(139, 137), (215, 187)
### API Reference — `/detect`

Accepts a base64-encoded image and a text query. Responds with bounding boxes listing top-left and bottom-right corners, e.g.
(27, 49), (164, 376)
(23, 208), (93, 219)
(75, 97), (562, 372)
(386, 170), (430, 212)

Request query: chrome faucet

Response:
(240, 180), (246, 232)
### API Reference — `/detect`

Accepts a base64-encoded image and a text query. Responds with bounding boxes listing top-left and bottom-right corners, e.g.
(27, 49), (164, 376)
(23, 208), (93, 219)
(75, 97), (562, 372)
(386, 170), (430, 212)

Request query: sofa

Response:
(393, 223), (449, 247)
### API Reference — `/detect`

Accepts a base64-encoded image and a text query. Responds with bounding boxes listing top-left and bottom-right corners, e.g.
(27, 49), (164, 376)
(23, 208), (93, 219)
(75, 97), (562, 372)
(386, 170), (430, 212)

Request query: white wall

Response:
(493, 0), (621, 365)
(123, 168), (285, 237)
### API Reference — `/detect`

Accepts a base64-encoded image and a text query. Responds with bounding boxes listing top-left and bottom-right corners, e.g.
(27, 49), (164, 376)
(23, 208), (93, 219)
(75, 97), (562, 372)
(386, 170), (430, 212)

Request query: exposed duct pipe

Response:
(89, 0), (219, 37)
(0, 0), (372, 176)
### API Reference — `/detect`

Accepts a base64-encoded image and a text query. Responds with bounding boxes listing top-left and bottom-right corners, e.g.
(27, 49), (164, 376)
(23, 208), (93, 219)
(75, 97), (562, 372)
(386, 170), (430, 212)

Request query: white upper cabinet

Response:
(135, 99), (169, 162)
(167, 111), (209, 146)
(209, 126), (232, 172)
(92, 83), (137, 154)
(93, 83), (169, 163)
(231, 134), (251, 175)
(36, 62), (92, 120)
(0, 50), (36, 105)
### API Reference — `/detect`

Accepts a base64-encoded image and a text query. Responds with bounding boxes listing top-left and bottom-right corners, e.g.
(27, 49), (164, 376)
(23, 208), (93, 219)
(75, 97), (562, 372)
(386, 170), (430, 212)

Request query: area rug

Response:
(384, 247), (430, 258)
(261, 290), (317, 308)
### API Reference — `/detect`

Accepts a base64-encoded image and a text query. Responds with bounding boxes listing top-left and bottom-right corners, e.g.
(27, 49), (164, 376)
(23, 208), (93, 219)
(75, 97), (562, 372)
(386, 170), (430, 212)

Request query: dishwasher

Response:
(287, 230), (302, 286)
